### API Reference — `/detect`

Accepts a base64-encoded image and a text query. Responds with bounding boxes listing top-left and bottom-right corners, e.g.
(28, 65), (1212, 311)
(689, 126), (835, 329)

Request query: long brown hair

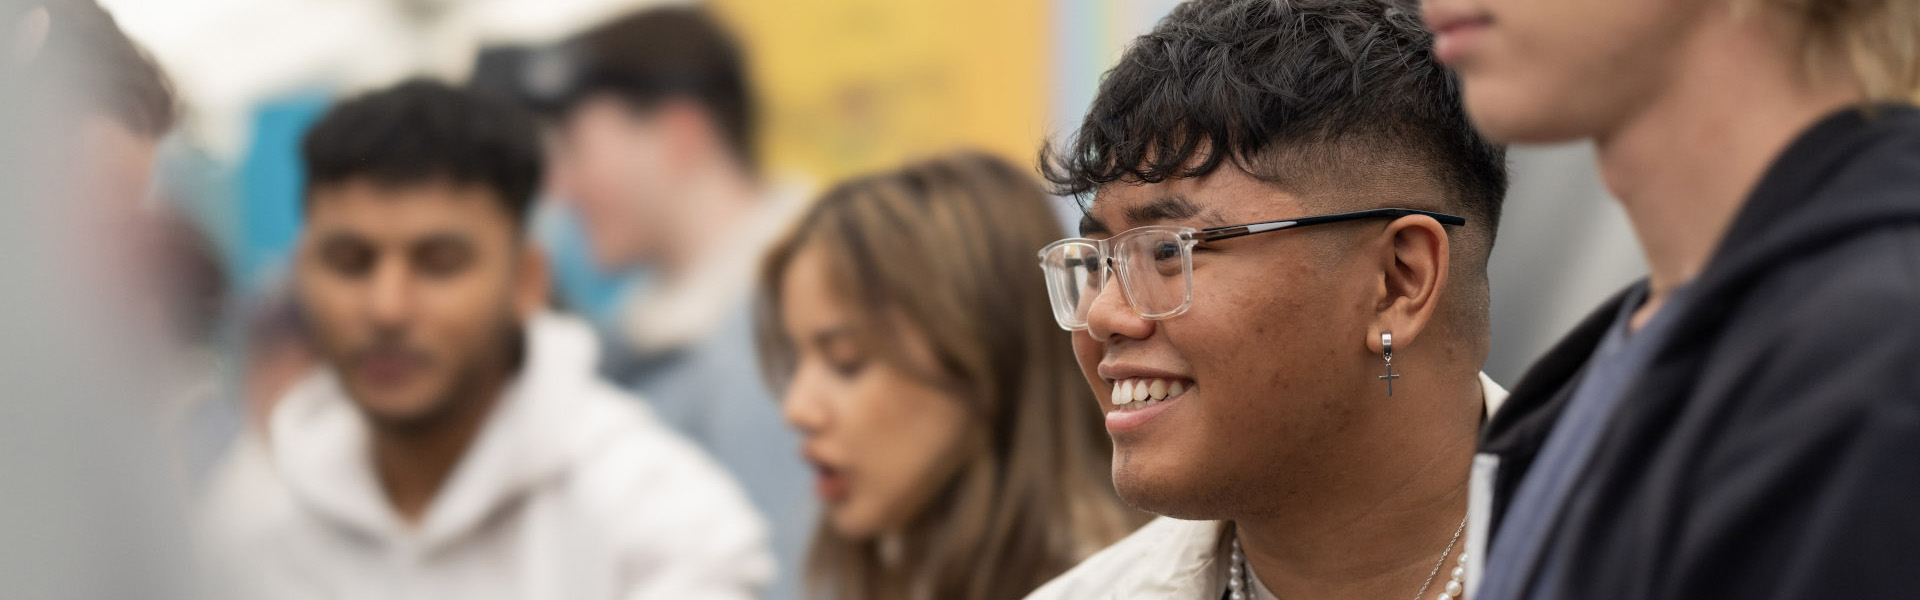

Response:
(757, 151), (1143, 600)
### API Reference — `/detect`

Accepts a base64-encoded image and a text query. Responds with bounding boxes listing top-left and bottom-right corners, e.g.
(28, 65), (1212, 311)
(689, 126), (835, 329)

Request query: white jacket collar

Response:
(267, 313), (620, 552)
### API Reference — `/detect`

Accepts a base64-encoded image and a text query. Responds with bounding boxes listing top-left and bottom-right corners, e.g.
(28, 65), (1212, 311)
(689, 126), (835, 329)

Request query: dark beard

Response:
(365, 313), (526, 437)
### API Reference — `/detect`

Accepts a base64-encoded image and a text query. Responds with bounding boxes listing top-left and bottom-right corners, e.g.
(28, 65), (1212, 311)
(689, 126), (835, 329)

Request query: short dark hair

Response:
(1043, 0), (1507, 238)
(300, 79), (543, 228)
(25, 0), (176, 137)
(561, 6), (757, 173)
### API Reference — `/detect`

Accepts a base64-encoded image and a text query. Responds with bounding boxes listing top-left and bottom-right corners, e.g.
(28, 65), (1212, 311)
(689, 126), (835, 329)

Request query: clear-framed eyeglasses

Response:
(1035, 208), (1467, 331)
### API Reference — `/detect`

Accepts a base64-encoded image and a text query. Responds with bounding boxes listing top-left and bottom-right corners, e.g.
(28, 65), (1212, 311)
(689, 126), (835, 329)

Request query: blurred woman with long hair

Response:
(756, 151), (1143, 600)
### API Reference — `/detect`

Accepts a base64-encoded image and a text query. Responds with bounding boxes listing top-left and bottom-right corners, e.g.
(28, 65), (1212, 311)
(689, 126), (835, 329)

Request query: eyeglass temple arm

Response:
(1195, 208), (1467, 242)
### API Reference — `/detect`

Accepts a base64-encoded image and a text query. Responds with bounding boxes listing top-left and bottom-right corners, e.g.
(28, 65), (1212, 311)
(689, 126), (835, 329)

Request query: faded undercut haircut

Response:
(1041, 0), (1508, 345)
(1042, 0), (1506, 247)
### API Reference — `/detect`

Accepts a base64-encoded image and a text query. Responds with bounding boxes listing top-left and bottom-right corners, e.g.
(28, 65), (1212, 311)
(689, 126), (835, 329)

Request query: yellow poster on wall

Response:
(710, 0), (1048, 184)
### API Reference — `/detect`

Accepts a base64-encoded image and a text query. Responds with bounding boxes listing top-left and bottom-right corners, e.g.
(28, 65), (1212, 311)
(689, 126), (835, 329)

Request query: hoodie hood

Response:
(267, 312), (623, 552)
(1684, 104), (1920, 319)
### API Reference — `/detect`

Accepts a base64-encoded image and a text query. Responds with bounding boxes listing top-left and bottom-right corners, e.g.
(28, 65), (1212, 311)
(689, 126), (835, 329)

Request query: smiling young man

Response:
(1422, 0), (1920, 598)
(198, 80), (772, 600)
(1023, 1), (1509, 599)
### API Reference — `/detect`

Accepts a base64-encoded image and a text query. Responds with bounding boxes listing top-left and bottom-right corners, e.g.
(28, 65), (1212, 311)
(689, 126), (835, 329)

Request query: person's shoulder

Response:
(557, 381), (775, 593)
(196, 433), (301, 546)
(1025, 517), (1222, 600)
(1741, 226), (1920, 347)
(563, 379), (768, 533)
(1701, 228), (1920, 415)
(569, 379), (750, 496)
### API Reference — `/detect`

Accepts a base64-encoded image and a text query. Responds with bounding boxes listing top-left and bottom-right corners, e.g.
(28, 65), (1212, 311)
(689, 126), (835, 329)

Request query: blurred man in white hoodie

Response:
(199, 79), (773, 600)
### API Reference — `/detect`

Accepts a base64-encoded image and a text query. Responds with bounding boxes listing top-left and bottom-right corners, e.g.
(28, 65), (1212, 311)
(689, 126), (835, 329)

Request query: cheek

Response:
(293, 267), (364, 356)
(1181, 269), (1365, 418)
(1071, 334), (1104, 391)
(838, 371), (972, 530)
(1463, 0), (1687, 142)
(413, 266), (520, 354)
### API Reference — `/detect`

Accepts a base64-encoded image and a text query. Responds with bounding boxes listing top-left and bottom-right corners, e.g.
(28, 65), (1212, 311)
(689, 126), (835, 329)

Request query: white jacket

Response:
(1025, 373), (1509, 600)
(199, 313), (774, 600)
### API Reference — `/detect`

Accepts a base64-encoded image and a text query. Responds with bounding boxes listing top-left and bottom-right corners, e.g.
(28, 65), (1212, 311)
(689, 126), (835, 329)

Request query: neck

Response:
(370, 370), (508, 525)
(655, 159), (760, 280)
(1235, 367), (1481, 600)
(1594, 15), (1861, 328)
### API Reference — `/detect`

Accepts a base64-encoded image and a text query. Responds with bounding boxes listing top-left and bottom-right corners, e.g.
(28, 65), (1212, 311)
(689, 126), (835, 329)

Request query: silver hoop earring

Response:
(1378, 332), (1399, 396)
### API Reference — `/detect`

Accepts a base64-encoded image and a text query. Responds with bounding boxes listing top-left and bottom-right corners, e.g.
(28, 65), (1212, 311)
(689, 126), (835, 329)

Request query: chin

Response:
(1110, 452), (1223, 520)
(350, 387), (450, 430)
(1462, 77), (1602, 144)
(826, 505), (885, 541)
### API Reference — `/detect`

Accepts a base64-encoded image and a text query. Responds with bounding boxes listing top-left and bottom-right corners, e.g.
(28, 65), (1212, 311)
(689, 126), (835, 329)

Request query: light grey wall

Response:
(1483, 142), (1647, 384)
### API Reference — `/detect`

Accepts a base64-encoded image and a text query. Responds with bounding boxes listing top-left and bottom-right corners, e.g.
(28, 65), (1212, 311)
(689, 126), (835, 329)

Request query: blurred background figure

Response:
(475, 9), (816, 598)
(0, 0), (201, 598)
(757, 151), (1146, 600)
(198, 79), (772, 599)
(233, 282), (316, 438)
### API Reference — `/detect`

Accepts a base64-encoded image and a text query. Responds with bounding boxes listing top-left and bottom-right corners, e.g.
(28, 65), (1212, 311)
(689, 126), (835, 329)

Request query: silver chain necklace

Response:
(1227, 513), (1469, 600)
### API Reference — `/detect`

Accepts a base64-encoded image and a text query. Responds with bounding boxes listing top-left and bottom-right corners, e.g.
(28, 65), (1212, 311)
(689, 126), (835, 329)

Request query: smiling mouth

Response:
(1108, 377), (1193, 411)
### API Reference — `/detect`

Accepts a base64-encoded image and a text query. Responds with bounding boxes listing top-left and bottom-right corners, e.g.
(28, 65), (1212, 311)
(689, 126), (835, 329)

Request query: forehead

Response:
(304, 179), (518, 241)
(1084, 167), (1307, 233)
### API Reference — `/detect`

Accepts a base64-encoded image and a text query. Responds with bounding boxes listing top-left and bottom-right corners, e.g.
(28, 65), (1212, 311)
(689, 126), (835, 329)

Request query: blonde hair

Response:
(756, 151), (1144, 600)
(1758, 0), (1920, 101)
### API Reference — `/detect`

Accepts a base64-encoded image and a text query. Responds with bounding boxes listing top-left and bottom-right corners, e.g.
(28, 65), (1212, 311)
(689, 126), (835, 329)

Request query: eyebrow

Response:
(809, 325), (859, 353)
(1127, 195), (1206, 225)
(1079, 194), (1215, 237)
(411, 231), (475, 249)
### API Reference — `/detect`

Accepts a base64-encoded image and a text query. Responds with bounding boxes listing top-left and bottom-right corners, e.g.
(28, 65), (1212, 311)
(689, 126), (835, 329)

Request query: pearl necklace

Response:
(1227, 514), (1469, 600)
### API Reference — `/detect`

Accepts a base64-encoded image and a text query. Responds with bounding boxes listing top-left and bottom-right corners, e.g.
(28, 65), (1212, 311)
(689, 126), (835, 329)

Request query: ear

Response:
(655, 99), (717, 167)
(1366, 215), (1450, 354)
(513, 242), (552, 321)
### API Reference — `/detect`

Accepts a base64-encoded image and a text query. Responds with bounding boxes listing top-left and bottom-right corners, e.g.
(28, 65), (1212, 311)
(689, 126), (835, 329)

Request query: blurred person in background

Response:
(2, 1), (204, 598)
(235, 284), (316, 438)
(1426, 0), (1920, 597)
(1024, 0), (1510, 598)
(756, 151), (1146, 600)
(198, 79), (772, 600)
(489, 7), (814, 599)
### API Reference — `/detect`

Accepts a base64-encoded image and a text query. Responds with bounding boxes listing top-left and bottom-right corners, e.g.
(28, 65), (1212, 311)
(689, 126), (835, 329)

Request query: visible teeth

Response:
(1108, 378), (1193, 411)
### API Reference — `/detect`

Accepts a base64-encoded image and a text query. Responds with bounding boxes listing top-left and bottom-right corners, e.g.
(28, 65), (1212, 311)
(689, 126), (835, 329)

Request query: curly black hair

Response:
(1042, 0), (1506, 234)
(301, 78), (543, 227)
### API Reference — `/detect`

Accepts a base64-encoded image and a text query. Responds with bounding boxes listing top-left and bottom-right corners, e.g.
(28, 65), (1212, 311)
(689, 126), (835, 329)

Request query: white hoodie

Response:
(199, 313), (774, 600)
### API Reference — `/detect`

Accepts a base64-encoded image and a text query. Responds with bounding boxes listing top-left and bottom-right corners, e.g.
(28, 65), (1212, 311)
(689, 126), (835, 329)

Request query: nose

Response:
(781, 366), (832, 436)
(1083, 262), (1155, 343)
(366, 256), (415, 331)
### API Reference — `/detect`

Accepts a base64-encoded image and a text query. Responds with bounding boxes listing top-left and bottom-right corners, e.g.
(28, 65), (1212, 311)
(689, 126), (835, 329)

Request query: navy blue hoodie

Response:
(1481, 104), (1920, 599)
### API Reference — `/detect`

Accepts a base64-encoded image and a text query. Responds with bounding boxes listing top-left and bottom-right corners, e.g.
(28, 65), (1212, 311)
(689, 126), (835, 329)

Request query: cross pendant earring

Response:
(1379, 332), (1399, 396)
